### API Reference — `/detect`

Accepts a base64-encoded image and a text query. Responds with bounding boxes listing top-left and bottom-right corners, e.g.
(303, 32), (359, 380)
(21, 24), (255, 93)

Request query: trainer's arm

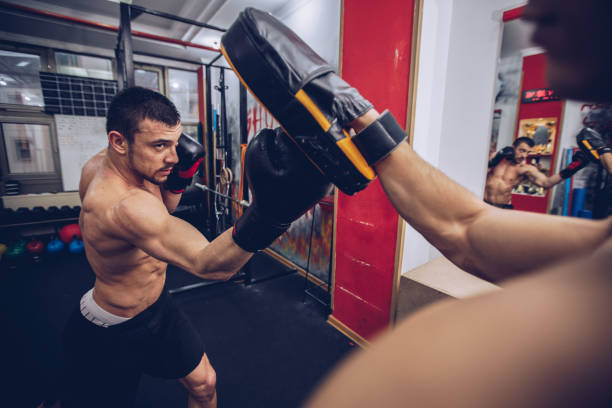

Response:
(600, 152), (612, 173)
(114, 192), (251, 280)
(306, 245), (612, 408)
(350, 111), (612, 281)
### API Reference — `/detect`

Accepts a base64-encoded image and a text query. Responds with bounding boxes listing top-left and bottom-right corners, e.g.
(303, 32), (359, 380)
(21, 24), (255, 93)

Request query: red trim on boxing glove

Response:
(177, 157), (203, 178)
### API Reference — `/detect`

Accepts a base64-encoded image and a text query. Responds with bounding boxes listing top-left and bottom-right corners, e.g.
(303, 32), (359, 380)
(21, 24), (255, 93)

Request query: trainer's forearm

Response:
(374, 142), (490, 275)
(601, 152), (612, 173)
(373, 142), (612, 281)
(195, 228), (253, 280)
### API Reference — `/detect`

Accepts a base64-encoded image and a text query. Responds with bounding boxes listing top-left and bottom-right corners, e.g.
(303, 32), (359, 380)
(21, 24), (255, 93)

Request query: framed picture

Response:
(516, 117), (557, 155)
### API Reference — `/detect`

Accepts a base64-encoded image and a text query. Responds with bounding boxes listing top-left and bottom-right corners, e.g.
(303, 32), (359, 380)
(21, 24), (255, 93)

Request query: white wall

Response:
(276, 0), (341, 70)
(403, 0), (525, 273)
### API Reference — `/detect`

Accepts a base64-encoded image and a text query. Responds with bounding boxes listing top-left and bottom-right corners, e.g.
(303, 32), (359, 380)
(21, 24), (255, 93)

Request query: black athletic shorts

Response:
(61, 290), (204, 408)
(484, 199), (514, 210)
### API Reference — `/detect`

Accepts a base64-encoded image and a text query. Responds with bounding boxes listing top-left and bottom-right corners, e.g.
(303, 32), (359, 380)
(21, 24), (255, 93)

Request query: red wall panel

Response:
(512, 53), (565, 213)
(333, 0), (415, 339)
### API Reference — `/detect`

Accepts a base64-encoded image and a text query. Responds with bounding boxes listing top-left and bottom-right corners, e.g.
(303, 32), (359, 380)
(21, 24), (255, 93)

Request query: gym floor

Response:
(1, 251), (356, 408)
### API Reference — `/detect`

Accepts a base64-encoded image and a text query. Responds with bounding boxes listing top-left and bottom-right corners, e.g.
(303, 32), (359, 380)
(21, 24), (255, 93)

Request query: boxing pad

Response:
(221, 8), (406, 195)
(576, 127), (611, 163)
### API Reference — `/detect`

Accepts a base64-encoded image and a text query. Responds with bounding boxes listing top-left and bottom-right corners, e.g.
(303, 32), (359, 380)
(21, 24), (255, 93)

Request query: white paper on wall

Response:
(55, 115), (107, 191)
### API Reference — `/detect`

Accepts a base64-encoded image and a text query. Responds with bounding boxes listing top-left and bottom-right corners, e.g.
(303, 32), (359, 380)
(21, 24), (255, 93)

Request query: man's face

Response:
(523, 0), (612, 102)
(127, 118), (181, 185)
(514, 142), (532, 164)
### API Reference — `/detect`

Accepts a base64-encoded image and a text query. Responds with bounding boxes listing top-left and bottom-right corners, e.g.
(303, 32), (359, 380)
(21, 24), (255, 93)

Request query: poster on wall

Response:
(245, 92), (332, 281)
(246, 93), (279, 141)
(270, 202), (333, 283)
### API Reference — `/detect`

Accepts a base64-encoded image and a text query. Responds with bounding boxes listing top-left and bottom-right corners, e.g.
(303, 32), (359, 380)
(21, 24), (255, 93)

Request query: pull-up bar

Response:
(130, 4), (226, 33)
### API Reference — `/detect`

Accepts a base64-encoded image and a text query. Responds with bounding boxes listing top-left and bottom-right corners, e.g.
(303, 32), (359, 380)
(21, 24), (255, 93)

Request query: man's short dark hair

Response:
(513, 137), (535, 148)
(106, 87), (180, 143)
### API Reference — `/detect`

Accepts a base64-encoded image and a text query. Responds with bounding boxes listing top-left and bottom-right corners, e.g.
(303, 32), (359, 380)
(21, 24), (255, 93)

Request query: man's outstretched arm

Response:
(521, 150), (589, 189)
(350, 111), (612, 282)
(114, 192), (251, 280)
(113, 127), (332, 280)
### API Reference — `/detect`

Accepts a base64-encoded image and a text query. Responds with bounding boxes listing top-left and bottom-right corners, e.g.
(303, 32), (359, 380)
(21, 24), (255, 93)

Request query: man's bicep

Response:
(522, 166), (545, 186)
(140, 215), (210, 273)
(114, 196), (209, 272)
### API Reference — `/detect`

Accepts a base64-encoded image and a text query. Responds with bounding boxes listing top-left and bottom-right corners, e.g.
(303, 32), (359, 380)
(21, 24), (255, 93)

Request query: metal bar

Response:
(132, 50), (201, 66)
(240, 83), (247, 144)
(122, 3), (134, 87)
(208, 53), (223, 65)
(219, 69), (231, 169)
(115, 41), (125, 91)
(116, 2), (135, 89)
(130, 29), (220, 52)
(205, 65), (216, 236)
(194, 183), (249, 207)
(0, 1), (220, 53)
(130, 4), (226, 32)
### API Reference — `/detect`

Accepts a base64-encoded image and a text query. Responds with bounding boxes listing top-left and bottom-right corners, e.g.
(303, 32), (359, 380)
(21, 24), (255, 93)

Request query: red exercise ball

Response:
(59, 223), (82, 244)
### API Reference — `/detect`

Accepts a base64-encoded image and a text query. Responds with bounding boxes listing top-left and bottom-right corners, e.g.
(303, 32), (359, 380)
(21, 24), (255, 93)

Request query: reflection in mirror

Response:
(485, 12), (612, 216)
(485, 15), (556, 211)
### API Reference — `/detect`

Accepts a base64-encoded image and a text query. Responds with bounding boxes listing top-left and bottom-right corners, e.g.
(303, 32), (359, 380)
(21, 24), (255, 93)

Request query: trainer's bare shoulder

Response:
(307, 239), (612, 407)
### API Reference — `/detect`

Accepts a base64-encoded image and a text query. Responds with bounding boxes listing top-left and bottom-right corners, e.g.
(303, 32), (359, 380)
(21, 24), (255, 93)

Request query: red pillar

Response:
(331, 0), (416, 340)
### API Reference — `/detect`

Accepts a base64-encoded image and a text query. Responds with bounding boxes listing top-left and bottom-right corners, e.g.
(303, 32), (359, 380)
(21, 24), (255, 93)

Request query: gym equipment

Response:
(59, 205), (74, 218)
(26, 238), (45, 262)
(47, 237), (65, 255)
(15, 207), (30, 223)
(59, 224), (82, 244)
(0, 208), (14, 225)
(5, 240), (27, 268)
(30, 206), (46, 222)
(195, 183), (249, 207)
(69, 238), (85, 254)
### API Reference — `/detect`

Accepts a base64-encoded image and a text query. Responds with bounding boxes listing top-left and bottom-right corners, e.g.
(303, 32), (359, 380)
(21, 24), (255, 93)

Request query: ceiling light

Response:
(16, 61), (30, 68)
(0, 80), (6, 86)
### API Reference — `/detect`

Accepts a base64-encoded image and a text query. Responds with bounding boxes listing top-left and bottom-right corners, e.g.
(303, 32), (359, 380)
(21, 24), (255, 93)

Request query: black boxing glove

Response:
(232, 128), (332, 252)
(576, 127), (611, 163)
(488, 146), (515, 168)
(560, 150), (588, 179)
(165, 134), (204, 194)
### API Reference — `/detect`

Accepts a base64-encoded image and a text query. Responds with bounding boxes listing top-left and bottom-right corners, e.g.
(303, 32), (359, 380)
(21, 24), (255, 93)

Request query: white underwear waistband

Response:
(80, 288), (131, 328)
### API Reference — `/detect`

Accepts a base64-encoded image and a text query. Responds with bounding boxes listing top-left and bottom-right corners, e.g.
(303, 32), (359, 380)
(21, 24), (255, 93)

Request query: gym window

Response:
(168, 68), (199, 124)
(0, 49), (45, 108)
(55, 51), (114, 80)
(0, 114), (63, 194)
(135, 64), (164, 93)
